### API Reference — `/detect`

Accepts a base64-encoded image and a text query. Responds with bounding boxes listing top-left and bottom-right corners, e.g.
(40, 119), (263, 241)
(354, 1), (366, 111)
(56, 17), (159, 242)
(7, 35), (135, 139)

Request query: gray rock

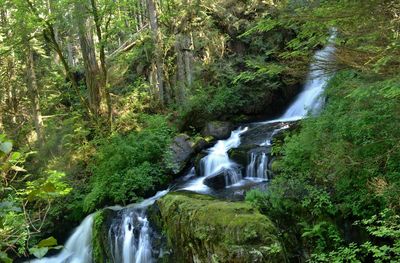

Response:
(202, 121), (233, 140)
(203, 168), (242, 189)
(169, 134), (195, 174)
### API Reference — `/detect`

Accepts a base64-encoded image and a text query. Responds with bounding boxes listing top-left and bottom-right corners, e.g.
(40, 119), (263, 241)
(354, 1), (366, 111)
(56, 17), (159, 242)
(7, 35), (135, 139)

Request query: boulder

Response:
(228, 144), (257, 167)
(148, 192), (286, 263)
(202, 121), (234, 140)
(194, 151), (208, 176)
(92, 208), (118, 262)
(203, 167), (242, 189)
(169, 134), (195, 174)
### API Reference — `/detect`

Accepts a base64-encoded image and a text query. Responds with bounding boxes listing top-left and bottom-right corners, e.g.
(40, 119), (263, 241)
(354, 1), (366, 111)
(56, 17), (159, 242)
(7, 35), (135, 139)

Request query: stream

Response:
(29, 34), (335, 263)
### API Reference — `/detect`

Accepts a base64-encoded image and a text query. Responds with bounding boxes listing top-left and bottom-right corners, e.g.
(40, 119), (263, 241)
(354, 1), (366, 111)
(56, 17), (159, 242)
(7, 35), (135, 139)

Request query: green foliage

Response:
(83, 115), (174, 211)
(1, 134), (70, 260)
(312, 210), (400, 262)
(29, 237), (62, 259)
(248, 70), (400, 260)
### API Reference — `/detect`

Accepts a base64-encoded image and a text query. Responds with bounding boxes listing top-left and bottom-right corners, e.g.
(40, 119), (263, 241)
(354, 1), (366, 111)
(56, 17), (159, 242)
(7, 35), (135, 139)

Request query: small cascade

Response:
(257, 153), (267, 179)
(108, 190), (168, 263)
(182, 127), (248, 191)
(275, 32), (336, 122)
(109, 209), (154, 263)
(28, 215), (94, 263)
(246, 152), (269, 180)
(201, 127), (248, 177)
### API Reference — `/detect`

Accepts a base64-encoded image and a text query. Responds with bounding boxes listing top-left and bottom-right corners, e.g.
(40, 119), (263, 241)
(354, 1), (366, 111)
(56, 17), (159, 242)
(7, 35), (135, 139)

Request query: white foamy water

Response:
(27, 215), (93, 263)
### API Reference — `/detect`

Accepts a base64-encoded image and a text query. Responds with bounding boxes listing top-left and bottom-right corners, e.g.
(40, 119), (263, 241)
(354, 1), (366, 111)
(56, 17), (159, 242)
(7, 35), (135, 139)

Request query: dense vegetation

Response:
(246, 1), (400, 262)
(0, 0), (399, 262)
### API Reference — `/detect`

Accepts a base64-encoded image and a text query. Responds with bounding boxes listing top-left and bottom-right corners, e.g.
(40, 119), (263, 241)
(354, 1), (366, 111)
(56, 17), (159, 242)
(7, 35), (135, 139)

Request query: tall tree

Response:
(146, 0), (165, 106)
(25, 43), (44, 146)
(75, 1), (103, 118)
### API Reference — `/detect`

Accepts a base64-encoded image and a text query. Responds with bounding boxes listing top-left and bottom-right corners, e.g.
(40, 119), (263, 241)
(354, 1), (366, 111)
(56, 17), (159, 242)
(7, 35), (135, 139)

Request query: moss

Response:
(92, 209), (114, 263)
(149, 191), (286, 263)
(270, 159), (283, 173)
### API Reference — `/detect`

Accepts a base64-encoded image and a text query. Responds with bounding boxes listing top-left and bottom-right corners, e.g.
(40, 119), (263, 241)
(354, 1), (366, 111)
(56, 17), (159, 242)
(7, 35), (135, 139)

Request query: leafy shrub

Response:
(248, 70), (400, 260)
(83, 115), (174, 211)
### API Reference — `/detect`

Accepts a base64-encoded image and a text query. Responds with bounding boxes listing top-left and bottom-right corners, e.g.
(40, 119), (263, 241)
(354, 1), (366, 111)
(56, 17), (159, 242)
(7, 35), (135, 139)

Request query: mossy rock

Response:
(194, 151), (208, 176)
(149, 192), (286, 263)
(92, 209), (117, 263)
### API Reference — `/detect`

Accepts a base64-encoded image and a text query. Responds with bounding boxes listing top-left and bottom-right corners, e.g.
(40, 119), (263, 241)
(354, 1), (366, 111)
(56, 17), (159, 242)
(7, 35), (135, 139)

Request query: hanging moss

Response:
(92, 209), (115, 263)
(149, 191), (286, 263)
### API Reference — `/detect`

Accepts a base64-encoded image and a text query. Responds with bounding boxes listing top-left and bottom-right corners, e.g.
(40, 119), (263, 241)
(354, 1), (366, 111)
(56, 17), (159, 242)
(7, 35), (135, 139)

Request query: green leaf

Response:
(37, 236), (58, 248)
(30, 247), (49, 258)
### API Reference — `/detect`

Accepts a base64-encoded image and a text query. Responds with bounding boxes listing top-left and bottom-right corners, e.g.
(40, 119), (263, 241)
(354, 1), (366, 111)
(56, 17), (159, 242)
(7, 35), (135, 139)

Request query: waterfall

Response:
(201, 126), (248, 178)
(34, 32), (336, 263)
(108, 189), (168, 263)
(182, 127), (248, 191)
(27, 215), (94, 263)
(246, 152), (268, 179)
(110, 209), (153, 263)
(274, 32), (336, 122)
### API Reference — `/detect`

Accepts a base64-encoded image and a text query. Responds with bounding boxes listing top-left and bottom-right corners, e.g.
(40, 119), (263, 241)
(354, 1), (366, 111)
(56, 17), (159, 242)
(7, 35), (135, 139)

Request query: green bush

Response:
(83, 115), (174, 211)
(247, 70), (400, 260)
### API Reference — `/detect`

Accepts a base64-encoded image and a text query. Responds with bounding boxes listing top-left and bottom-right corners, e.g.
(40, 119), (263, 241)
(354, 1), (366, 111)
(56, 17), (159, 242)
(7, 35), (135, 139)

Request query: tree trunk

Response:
(75, 1), (102, 118)
(175, 36), (186, 103)
(26, 45), (44, 147)
(90, 0), (112, 128)
(146, 0), (164, 106)
(183, 34), (194, 86)
(67, 34), (75, 67)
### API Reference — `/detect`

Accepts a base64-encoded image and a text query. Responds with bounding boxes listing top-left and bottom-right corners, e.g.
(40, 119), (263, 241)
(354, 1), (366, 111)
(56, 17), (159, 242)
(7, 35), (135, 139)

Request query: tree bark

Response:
(175, 36), (186, 103)
(75, 1), (102, 117)
(146, 0), (164, 106)
(90, 0), (112, 127)
(26, 45), (44, 147)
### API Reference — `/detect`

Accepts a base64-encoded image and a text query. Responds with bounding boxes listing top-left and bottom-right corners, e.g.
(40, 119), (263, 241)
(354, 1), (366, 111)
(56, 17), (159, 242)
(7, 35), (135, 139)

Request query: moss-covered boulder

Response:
(149, 192), (286, 263)
(92, 209), (117, 263)
(202, 121), (234, 140)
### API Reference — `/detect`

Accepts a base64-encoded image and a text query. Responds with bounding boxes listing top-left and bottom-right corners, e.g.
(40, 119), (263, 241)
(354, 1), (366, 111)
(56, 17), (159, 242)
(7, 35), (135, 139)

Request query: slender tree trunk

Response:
(26, 45), (44, 147)
(91, 0), (112, 127)
(175, 36), (186, 102)
(67, 33), (75, 67)
(25, 0), (89, 113)
(146, 0), (164, 106)
(183, 34), (194, 86)
(75, 1), (102, 117)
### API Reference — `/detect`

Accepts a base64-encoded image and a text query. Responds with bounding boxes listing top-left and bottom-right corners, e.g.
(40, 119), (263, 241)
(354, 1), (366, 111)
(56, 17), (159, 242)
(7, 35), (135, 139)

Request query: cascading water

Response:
(246, 152), (268, 179)
(28, 215), (94, 263)
(108, 190), (169, 263)
(34, 32), (335, 263)
(182, 31), (335, 192)
(182, 127), (248, 192)
(30, 190), (168, 263)
(245, 151), (269, 180)
(273, 32), (336, 122)
(109, 209), (153, 263)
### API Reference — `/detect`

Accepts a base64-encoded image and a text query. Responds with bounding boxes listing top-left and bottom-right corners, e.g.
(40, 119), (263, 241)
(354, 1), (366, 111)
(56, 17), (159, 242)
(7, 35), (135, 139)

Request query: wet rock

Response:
(169, 134), (195, 174)
(169, 134), (212, 175)
(149, 192), (286, 263)
(92, 208), (118, 262)
(203, 168), (241, 189)
(202, 121), (234, 140)
(228, 144), (257, 167)
(194, 151), (208, 176)
(193, 137), (210, 152)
